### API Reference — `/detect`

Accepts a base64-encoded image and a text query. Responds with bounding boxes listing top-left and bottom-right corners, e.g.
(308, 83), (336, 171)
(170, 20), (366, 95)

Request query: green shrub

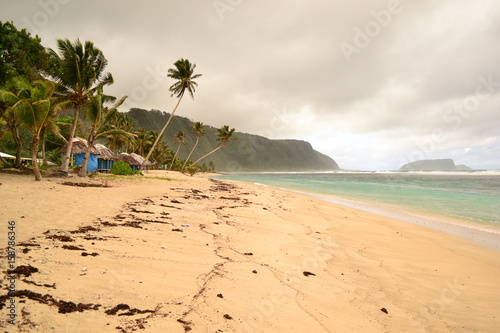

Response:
(186, 164), (198, 176)
(110, 160), (134, 175)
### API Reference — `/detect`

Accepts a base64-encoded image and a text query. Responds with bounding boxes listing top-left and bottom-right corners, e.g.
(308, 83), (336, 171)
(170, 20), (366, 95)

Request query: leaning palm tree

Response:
(142, 58), (201, 169)
(47, 38), (114, 173)
(169, 130), (185, 170)
(0, 78), (69, 181)
(78, 88), (127, 177)
(192, 125), (236, 166)
(182, 121), (205, 171)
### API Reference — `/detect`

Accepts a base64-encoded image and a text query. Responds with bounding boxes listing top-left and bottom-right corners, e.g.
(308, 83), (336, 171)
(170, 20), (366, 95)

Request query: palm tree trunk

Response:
(11, 124), (22, 168)
(192, 145), (222, 166)
(60, 105), (80, 173)
(79, 130), (96, 177)
(41, 127), (48, 166)
(182, 136), (199, 171)
(32, 136), (42, 181)
(169, 144), (181, 170)
(142, 91), (184, 170)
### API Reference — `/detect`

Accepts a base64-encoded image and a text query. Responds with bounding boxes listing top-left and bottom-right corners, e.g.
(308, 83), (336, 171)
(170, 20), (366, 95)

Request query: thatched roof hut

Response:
(117, 153), (139, 166)
(94, 143), (115, 160)
(117, 152), (152, 170)
(61, 138), (99, 155)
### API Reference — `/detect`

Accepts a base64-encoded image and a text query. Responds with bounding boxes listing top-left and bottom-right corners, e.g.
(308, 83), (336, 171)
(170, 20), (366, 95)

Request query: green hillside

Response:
(125, 108), (340, 172)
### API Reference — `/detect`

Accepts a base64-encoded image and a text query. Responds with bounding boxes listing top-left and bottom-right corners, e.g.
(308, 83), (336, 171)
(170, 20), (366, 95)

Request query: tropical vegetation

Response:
(0, 20), (237, 179)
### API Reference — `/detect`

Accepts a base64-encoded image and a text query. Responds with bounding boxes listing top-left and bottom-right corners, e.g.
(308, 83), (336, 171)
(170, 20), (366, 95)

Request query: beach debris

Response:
(46, 234), (74, 242)
(223, 314), (233, 320)
(182, 224), (190, 227)
(62, 245), (86, 251)
(0, 290), (100, 313)
(17, 242), (40, 247)
(81, 266), (88, 272)
(7, 265), (39, 277)
(69, 225), (101, 234)
(217, 293), (224, 298)
(21, 279), (56, 289)
(172, 228), (183, 232)
(303, 271), (316, 277)
(81, 252), (99, 257)
(380, 307), (388, 314)
(60, 181), (111, 188)
(105, 303), (155, 316)
(252, 270), (258, 274)
(244, 252), (253, 256)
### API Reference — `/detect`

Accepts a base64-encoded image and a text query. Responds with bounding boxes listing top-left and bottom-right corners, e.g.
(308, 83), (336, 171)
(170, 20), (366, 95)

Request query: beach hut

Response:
(117, 152), (152, 171)
(0, 152), (16, 161)
(61, 138), (99, 172)
(95, 143), (116, 172)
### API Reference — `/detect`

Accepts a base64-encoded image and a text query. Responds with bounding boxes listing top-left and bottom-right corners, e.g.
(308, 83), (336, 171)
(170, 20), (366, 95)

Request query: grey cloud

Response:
(1, 0), (499, 169)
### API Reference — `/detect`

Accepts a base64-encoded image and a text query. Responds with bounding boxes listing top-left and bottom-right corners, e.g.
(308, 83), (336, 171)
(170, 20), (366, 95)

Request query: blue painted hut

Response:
(62, 138), (115, 172)
(95, 143), (116, 172)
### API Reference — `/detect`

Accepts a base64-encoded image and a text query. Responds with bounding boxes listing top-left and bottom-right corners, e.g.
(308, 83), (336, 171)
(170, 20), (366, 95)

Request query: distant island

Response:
(399, 159), (472, 172)
(126, 108), (340, 172)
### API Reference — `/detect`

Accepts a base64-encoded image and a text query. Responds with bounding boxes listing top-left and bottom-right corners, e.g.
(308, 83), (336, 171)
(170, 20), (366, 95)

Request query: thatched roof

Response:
(61, 138), (115, 159)
(94, 144), (115, 160)
(117, 153), (152, 166)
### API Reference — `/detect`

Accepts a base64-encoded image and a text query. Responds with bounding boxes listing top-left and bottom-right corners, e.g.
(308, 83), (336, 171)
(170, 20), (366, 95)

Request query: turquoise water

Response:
(214, 172), (500, 228)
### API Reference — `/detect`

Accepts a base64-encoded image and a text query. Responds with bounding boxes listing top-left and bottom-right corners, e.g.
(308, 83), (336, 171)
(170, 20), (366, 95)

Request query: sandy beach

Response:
(0, 171), (499, 332)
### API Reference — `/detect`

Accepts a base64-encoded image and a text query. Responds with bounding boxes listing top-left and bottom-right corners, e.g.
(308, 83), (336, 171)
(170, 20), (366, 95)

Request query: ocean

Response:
(213, 171), (500, 234)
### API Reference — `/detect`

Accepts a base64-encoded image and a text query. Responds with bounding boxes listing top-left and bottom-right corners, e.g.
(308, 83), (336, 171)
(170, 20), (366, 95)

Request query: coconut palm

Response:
(103, 111), (136, 153)
(169, 130), (185, 170)
(192, 125), (236, 166)
(47, 38), (114, 173)
(143, 58), (201, 169)
(133, 128), (153, 156)
(0, 78), (69, 181)
(0, 79), (27, 167)
(78, 88), (127, 177)
(182, 122), (205, 171)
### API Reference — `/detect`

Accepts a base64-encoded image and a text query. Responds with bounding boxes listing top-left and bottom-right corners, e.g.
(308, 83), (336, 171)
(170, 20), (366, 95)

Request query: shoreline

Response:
(1, 171), (499, 332)
(213, 176), (500, 251)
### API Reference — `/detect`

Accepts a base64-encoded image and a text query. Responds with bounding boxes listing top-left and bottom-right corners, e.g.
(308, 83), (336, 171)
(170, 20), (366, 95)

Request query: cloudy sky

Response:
(1, 0), (499, 170)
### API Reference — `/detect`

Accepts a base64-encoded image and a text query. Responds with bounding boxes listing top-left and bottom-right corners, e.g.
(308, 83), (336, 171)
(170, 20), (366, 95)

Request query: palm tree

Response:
(78, 88), (127, 177)
(192, 125), (236, 166)
(103, 112), (136, 153)
(47, 38), (113, 173)
(182, 122), (205, 171)
(0, 80), (27, 167)
(142, 58), (201, 169)
(169, 130), (185, 170)
(134, 127), (153, 156)
(0, 78), (69, 181)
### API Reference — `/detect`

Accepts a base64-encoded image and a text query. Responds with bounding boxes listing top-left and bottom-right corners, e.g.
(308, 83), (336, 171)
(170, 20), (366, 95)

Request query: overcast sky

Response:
(1, 0), (499, 170)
